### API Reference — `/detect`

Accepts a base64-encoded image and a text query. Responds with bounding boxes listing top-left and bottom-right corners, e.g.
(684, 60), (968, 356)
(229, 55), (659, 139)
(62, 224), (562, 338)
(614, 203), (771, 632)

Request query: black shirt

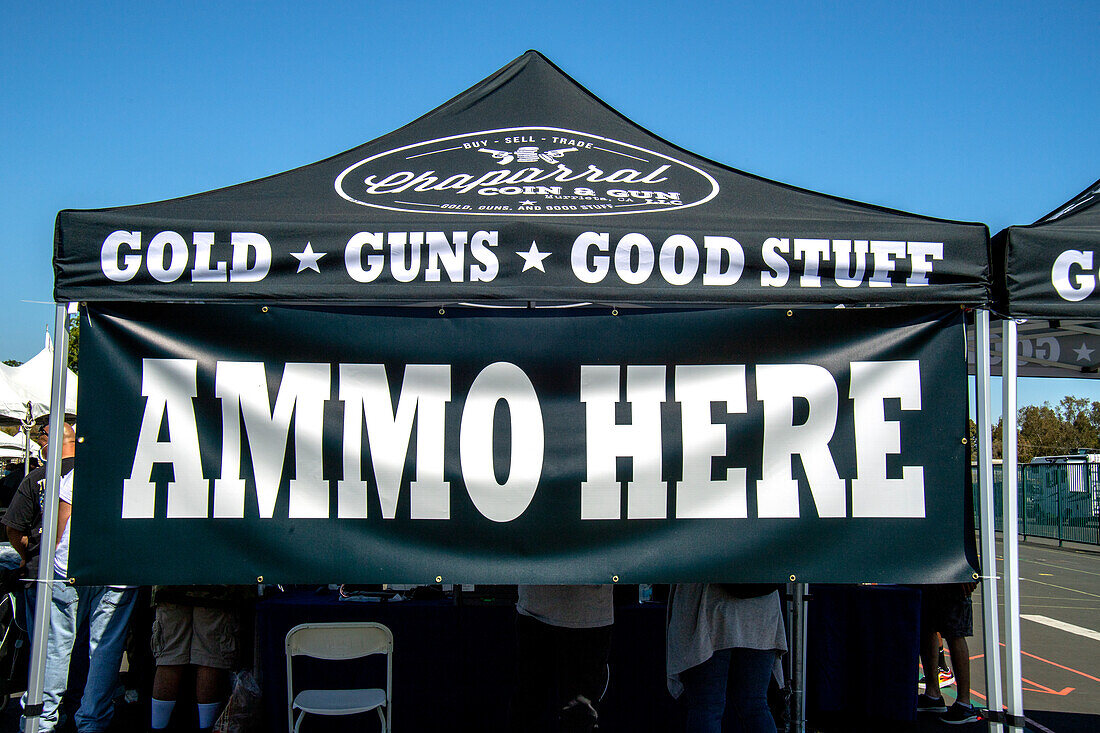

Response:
(1, 456), (75, 577)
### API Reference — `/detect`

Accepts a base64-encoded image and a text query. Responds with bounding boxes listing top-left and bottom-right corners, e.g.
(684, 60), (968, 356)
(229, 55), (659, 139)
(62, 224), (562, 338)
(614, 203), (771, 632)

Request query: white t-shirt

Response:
(516, 585), (614, 629)
(53, 470), (73, 578)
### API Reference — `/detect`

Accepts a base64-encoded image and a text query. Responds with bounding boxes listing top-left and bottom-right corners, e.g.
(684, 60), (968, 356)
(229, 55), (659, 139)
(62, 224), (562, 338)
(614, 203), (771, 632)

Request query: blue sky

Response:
(2, 1), (1098, 411)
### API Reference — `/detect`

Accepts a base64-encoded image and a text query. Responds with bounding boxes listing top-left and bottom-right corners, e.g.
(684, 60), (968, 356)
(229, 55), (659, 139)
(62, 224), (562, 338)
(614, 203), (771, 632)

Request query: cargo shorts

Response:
(151, 602), (240, 669)
(920, 584), (974, 640)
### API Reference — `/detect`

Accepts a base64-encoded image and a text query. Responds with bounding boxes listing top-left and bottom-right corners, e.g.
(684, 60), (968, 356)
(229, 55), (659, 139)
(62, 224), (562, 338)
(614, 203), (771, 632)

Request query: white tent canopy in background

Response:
(0, 342), (78, 425)
(0, 430), (38, 461)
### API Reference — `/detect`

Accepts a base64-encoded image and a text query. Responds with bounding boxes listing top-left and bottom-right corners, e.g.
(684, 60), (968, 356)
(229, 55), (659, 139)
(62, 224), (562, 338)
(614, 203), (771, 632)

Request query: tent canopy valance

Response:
(54, 51), (990, 308)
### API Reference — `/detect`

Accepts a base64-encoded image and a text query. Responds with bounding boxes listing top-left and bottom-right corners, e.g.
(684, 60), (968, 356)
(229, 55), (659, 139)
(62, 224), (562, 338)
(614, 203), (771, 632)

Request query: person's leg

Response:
(22, 580), (79, 732)
(74, 586), (137, 732)
(150, 665), (184, 730)
(919, 630), (943, 700)
(722, 647), (777, 733)
(568, 624), (612, 705)
(151, 664), (185, 701)
(188, 606), (239, 729)
(557, 624), (611, 731)
(509, 614), (556, 733)
(945, 637), (971, 705)
(195, 665), (228, 705)
(680, 648), (732, 733)
(150, 602), (194, 730)
(194, 666), (228, 730)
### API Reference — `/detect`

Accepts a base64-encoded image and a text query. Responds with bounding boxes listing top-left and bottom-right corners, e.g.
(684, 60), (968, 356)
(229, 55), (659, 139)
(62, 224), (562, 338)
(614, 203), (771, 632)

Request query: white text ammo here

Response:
(122, 359), (928, 523)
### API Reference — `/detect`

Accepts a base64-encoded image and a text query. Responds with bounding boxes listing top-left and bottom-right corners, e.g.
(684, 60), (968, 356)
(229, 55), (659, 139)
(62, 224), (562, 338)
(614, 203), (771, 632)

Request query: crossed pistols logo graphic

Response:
(477, 145), (577, 165)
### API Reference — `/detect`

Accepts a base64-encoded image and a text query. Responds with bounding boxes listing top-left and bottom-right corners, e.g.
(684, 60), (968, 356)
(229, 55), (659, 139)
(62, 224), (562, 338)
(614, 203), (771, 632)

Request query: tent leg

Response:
(791, 582), (808, 733)
(23, 304), (72, 733)
(1001, 319), (1024, 731)
(976, 309), (1004, 730)
(22, 401), (33, 477)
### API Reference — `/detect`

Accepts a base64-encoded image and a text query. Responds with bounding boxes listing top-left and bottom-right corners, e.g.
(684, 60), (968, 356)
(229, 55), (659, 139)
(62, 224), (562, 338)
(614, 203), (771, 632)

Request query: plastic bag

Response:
(213, 670), (262, 733)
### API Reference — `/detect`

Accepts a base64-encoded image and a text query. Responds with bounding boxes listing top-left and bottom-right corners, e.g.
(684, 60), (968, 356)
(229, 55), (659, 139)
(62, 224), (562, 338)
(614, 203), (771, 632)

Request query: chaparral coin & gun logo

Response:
(334, 127), (719, 216)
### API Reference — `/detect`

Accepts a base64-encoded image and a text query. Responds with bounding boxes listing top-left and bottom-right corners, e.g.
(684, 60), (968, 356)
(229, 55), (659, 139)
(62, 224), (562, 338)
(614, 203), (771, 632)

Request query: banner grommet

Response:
(611, 575), (619, 582)
(436, 575), (443, 582)
(789, 574), (796, 582)
(256, 576), (264, 583)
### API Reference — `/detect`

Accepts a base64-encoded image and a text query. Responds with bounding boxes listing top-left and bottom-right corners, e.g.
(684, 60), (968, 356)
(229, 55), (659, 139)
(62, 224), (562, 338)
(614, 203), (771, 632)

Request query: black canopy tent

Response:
(30, 50), (1003, 726)
(987, 178), (1100, 730)
(54, 51), (989, 306)
(54, 48), (990, 584)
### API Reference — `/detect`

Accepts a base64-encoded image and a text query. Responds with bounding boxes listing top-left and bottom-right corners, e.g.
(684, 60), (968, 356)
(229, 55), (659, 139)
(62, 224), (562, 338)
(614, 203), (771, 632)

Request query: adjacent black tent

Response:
(994, 177), (1100, 319)
(982, 178), (1100, 378)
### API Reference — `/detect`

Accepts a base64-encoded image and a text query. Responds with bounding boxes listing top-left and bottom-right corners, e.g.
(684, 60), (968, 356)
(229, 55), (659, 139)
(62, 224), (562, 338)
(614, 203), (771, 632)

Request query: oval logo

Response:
(334, 127), (719, 216)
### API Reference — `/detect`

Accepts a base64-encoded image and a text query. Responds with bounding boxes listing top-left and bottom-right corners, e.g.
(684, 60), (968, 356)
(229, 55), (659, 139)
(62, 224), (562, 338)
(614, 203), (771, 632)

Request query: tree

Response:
(2, 359), (21, 367)
(1016, 396), (1100, 462)
(968, 417), (1003, 460)
(66, 314), (79, 374)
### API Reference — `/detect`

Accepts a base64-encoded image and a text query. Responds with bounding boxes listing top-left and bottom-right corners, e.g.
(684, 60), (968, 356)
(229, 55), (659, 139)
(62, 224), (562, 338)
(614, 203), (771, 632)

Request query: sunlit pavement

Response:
(965, 537), (1100, 732)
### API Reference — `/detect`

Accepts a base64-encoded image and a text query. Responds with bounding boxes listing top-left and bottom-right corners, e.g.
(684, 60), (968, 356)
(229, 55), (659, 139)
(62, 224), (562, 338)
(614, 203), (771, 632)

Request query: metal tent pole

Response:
(23, 305), (71, 733)
(791, 582), (807, 733)
(1001, 319), (1024, 731)
(22, 402), (33, 477)
(976, 309), (1004, 730)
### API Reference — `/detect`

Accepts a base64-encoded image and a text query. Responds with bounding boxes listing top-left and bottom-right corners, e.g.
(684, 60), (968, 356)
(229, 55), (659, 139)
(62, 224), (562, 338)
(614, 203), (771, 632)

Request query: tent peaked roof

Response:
(1035, 178), (1100, 226)
(0, 343), (78, 425)
(994, 177), (1100, 318)
(55, 50), (989, 307)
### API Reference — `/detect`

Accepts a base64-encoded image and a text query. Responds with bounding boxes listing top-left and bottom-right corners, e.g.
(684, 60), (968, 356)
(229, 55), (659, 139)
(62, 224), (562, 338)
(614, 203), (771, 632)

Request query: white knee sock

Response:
(150, 698), (176, 729)
(197, 701), (221, 729)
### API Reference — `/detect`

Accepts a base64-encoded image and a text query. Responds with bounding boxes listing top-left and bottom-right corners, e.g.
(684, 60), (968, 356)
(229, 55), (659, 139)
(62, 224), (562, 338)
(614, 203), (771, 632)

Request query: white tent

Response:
(0, 343), (78, 425)
(0, 430), (40, 462)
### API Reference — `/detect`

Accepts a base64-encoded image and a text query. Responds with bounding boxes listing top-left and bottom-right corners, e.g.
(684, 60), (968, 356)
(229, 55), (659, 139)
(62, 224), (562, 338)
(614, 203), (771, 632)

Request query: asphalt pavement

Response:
(961, 537), (1100, 732)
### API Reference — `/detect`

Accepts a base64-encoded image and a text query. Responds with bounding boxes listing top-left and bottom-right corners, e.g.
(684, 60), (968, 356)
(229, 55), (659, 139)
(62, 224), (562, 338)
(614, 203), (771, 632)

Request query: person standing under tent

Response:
(3, 422), (138, 732)
(149, 585), (251, 733)
(510, 584), (614, 732)
(916, 582), (980, 725)
(666, 583), (787, 733)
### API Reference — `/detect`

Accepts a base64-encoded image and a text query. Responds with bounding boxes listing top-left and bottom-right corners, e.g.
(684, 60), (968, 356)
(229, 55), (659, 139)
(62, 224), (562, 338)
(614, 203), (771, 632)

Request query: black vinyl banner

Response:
(70, 303), (977, 585)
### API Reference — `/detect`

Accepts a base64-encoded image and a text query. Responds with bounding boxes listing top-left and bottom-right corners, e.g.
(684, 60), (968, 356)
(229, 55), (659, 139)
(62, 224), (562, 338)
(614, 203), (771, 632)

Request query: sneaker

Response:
(941, 701), (980, 725)
(938, 667), (956, 687)
(917, 693), (948, 713)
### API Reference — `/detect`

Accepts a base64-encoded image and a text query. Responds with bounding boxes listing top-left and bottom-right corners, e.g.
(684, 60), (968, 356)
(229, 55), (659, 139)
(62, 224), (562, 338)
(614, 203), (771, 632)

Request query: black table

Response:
(807, 584), (921, 727)
(256, 589), (675, 732)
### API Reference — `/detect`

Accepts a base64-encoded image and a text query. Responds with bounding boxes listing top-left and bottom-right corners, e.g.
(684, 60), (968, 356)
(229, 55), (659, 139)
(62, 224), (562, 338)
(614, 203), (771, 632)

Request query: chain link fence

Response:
(971, 461), (1100, 545)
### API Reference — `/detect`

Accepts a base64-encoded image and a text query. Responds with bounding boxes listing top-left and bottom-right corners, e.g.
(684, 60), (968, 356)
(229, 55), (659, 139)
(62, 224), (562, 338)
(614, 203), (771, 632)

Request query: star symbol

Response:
(519, 200), (537, 206)
(1074, 342), (1094, 362)
(516, 241), (551, 273)
(291, 242), (326, 273)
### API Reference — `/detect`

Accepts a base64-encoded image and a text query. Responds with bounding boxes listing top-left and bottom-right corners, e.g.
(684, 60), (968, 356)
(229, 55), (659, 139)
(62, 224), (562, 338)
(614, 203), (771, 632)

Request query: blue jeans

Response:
(23, 582), (137, 732)
(681, 647), (778, 733)
(0, 544), (23, 570)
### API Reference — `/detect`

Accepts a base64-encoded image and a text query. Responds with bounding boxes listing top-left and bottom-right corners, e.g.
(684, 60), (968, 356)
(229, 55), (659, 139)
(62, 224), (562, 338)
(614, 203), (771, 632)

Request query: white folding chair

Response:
(285, 621), (393, 732)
